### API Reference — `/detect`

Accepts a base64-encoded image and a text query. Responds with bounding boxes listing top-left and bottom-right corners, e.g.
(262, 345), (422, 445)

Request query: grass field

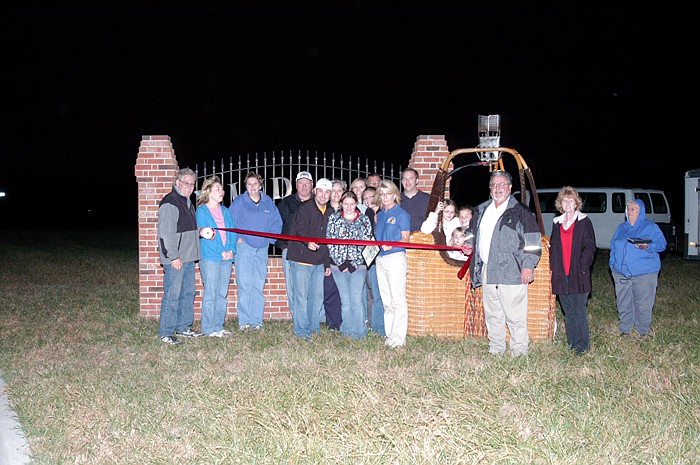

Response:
(1, 229), (698, 464)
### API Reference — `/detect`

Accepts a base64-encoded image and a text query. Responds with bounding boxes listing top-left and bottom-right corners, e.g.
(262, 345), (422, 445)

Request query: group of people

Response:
(547, 183), (666, 354)
(470, 171), (665, 357)
(282, 167), (439, 347)
(155, 167), (434, 347)
(157, 169), (282, 345)
(156, 166), (667, 355)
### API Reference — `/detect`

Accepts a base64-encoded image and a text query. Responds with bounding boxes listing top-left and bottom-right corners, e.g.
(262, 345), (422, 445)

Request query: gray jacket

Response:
(158, 187), (201, 265)
(470, 195), (542, 287)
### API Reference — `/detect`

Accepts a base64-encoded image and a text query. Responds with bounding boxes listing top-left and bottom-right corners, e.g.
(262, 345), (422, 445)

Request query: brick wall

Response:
(408, 135), (452, 197)
(135, 136), (178, 318)
(135, 134), (451, 321)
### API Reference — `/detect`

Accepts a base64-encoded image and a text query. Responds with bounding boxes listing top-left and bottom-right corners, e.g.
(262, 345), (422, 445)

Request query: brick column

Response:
(135, 136), (178, 318)
(407, 135), (452, 197)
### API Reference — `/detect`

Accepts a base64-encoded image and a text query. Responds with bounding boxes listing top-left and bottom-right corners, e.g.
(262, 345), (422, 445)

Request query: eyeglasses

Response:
(379, 192), (393, 197)
(179, 180), (195, 187)
(489, 182), (510, 189)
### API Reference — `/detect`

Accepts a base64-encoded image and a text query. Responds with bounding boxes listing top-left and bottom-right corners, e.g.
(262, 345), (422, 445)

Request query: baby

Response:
(447, 227), (473, 261)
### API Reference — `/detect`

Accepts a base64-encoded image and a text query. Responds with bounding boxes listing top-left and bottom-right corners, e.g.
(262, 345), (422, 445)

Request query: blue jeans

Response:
(158, 261), (196, 337)
(333, 267), (368, 339)
(199, 259), (233, 335)
(368, 264), (385, 336)
(234, 241), (269, 328)
(282, 248), (295, 317)
(290, 261), (324, 338)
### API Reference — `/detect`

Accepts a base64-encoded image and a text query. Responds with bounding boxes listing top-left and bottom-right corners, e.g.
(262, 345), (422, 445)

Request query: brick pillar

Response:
(135, 136), (178, 318)
(407, 135), (452, 197)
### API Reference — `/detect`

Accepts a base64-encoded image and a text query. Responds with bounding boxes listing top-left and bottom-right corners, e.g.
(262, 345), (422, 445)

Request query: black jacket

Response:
(275, 193), (306, 250)
(286, 199), (333, 267)
(549, 214), (596, 295)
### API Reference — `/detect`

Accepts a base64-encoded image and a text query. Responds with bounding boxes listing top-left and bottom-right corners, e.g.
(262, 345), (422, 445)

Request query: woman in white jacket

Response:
(421, 198), (461, 241)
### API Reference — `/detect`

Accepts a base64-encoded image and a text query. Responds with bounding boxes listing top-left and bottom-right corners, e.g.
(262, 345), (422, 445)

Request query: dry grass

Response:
(0, 230), (698, 464)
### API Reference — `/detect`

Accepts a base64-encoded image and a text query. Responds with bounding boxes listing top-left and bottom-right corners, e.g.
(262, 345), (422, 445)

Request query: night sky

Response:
(0, 2), (690, 229)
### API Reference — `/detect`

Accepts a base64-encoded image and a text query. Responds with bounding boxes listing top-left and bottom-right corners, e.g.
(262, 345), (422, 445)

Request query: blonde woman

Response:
(549, 186), (596, 353)
(196, 176), (237, 337)
(375, 180), (411, 348)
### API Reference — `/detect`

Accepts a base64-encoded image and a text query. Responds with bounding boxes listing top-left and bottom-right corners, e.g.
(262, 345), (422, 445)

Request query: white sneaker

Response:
(208, 330), (224, 338)
(384, 338), (404, 348)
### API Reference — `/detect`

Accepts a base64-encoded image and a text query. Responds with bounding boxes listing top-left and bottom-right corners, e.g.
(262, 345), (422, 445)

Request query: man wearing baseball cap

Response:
(276, 171), (314, 317)
(286, 178), (333, 341)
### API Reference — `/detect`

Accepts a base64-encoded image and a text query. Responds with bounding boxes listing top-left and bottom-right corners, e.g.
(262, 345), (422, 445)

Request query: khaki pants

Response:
(482, 267), (529, 356)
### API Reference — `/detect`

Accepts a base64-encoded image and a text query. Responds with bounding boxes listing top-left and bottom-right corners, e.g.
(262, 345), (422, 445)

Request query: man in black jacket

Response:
(275, 171), (314, 317)
(286, 178), (333, 341)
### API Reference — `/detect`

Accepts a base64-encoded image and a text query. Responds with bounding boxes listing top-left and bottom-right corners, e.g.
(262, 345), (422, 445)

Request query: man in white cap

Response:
(287, 178), (333, 341)
(276, 171), (314, 317)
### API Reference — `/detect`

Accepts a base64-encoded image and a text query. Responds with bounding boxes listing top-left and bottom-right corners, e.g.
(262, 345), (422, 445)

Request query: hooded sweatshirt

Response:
(230, 191), (283, 249)
(609, 199), (667, 277)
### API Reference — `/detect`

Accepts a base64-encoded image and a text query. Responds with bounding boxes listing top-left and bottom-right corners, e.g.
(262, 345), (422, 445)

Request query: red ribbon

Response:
(216, 227), (472, 280)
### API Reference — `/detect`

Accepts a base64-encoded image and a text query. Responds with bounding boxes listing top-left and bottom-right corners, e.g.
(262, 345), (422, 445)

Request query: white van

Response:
(684, 169), (700, 259)
(521, 188), (677, 251)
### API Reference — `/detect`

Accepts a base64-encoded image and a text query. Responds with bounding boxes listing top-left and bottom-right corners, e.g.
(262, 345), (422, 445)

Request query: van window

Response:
(537, 192), (559, 213)
(612, 193), (626, 213)
(650, 193), (668, 214)
(581, 192), (606, 213)
(635, 193), (652, 214)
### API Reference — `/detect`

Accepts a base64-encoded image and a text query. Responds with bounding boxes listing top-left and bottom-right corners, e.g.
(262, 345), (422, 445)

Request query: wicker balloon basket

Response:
(406, 146), (557, 342)
(406, 231), (468, 339)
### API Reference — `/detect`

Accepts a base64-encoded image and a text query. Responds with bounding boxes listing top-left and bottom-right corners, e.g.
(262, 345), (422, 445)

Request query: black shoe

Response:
(620, 332), (629, 337)
(160, 335), (182, 345)
(177, 328), (202, 338)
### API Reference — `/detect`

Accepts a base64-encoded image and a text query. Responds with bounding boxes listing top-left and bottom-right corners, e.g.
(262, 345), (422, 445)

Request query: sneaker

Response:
(161, 335), (181, 345)
(251, 324), (263, 330)
(177, 328), (202, 338)
(208, 330), (224, 338)
(220, 330), (232, 336)
(239, 324), (251, 331)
